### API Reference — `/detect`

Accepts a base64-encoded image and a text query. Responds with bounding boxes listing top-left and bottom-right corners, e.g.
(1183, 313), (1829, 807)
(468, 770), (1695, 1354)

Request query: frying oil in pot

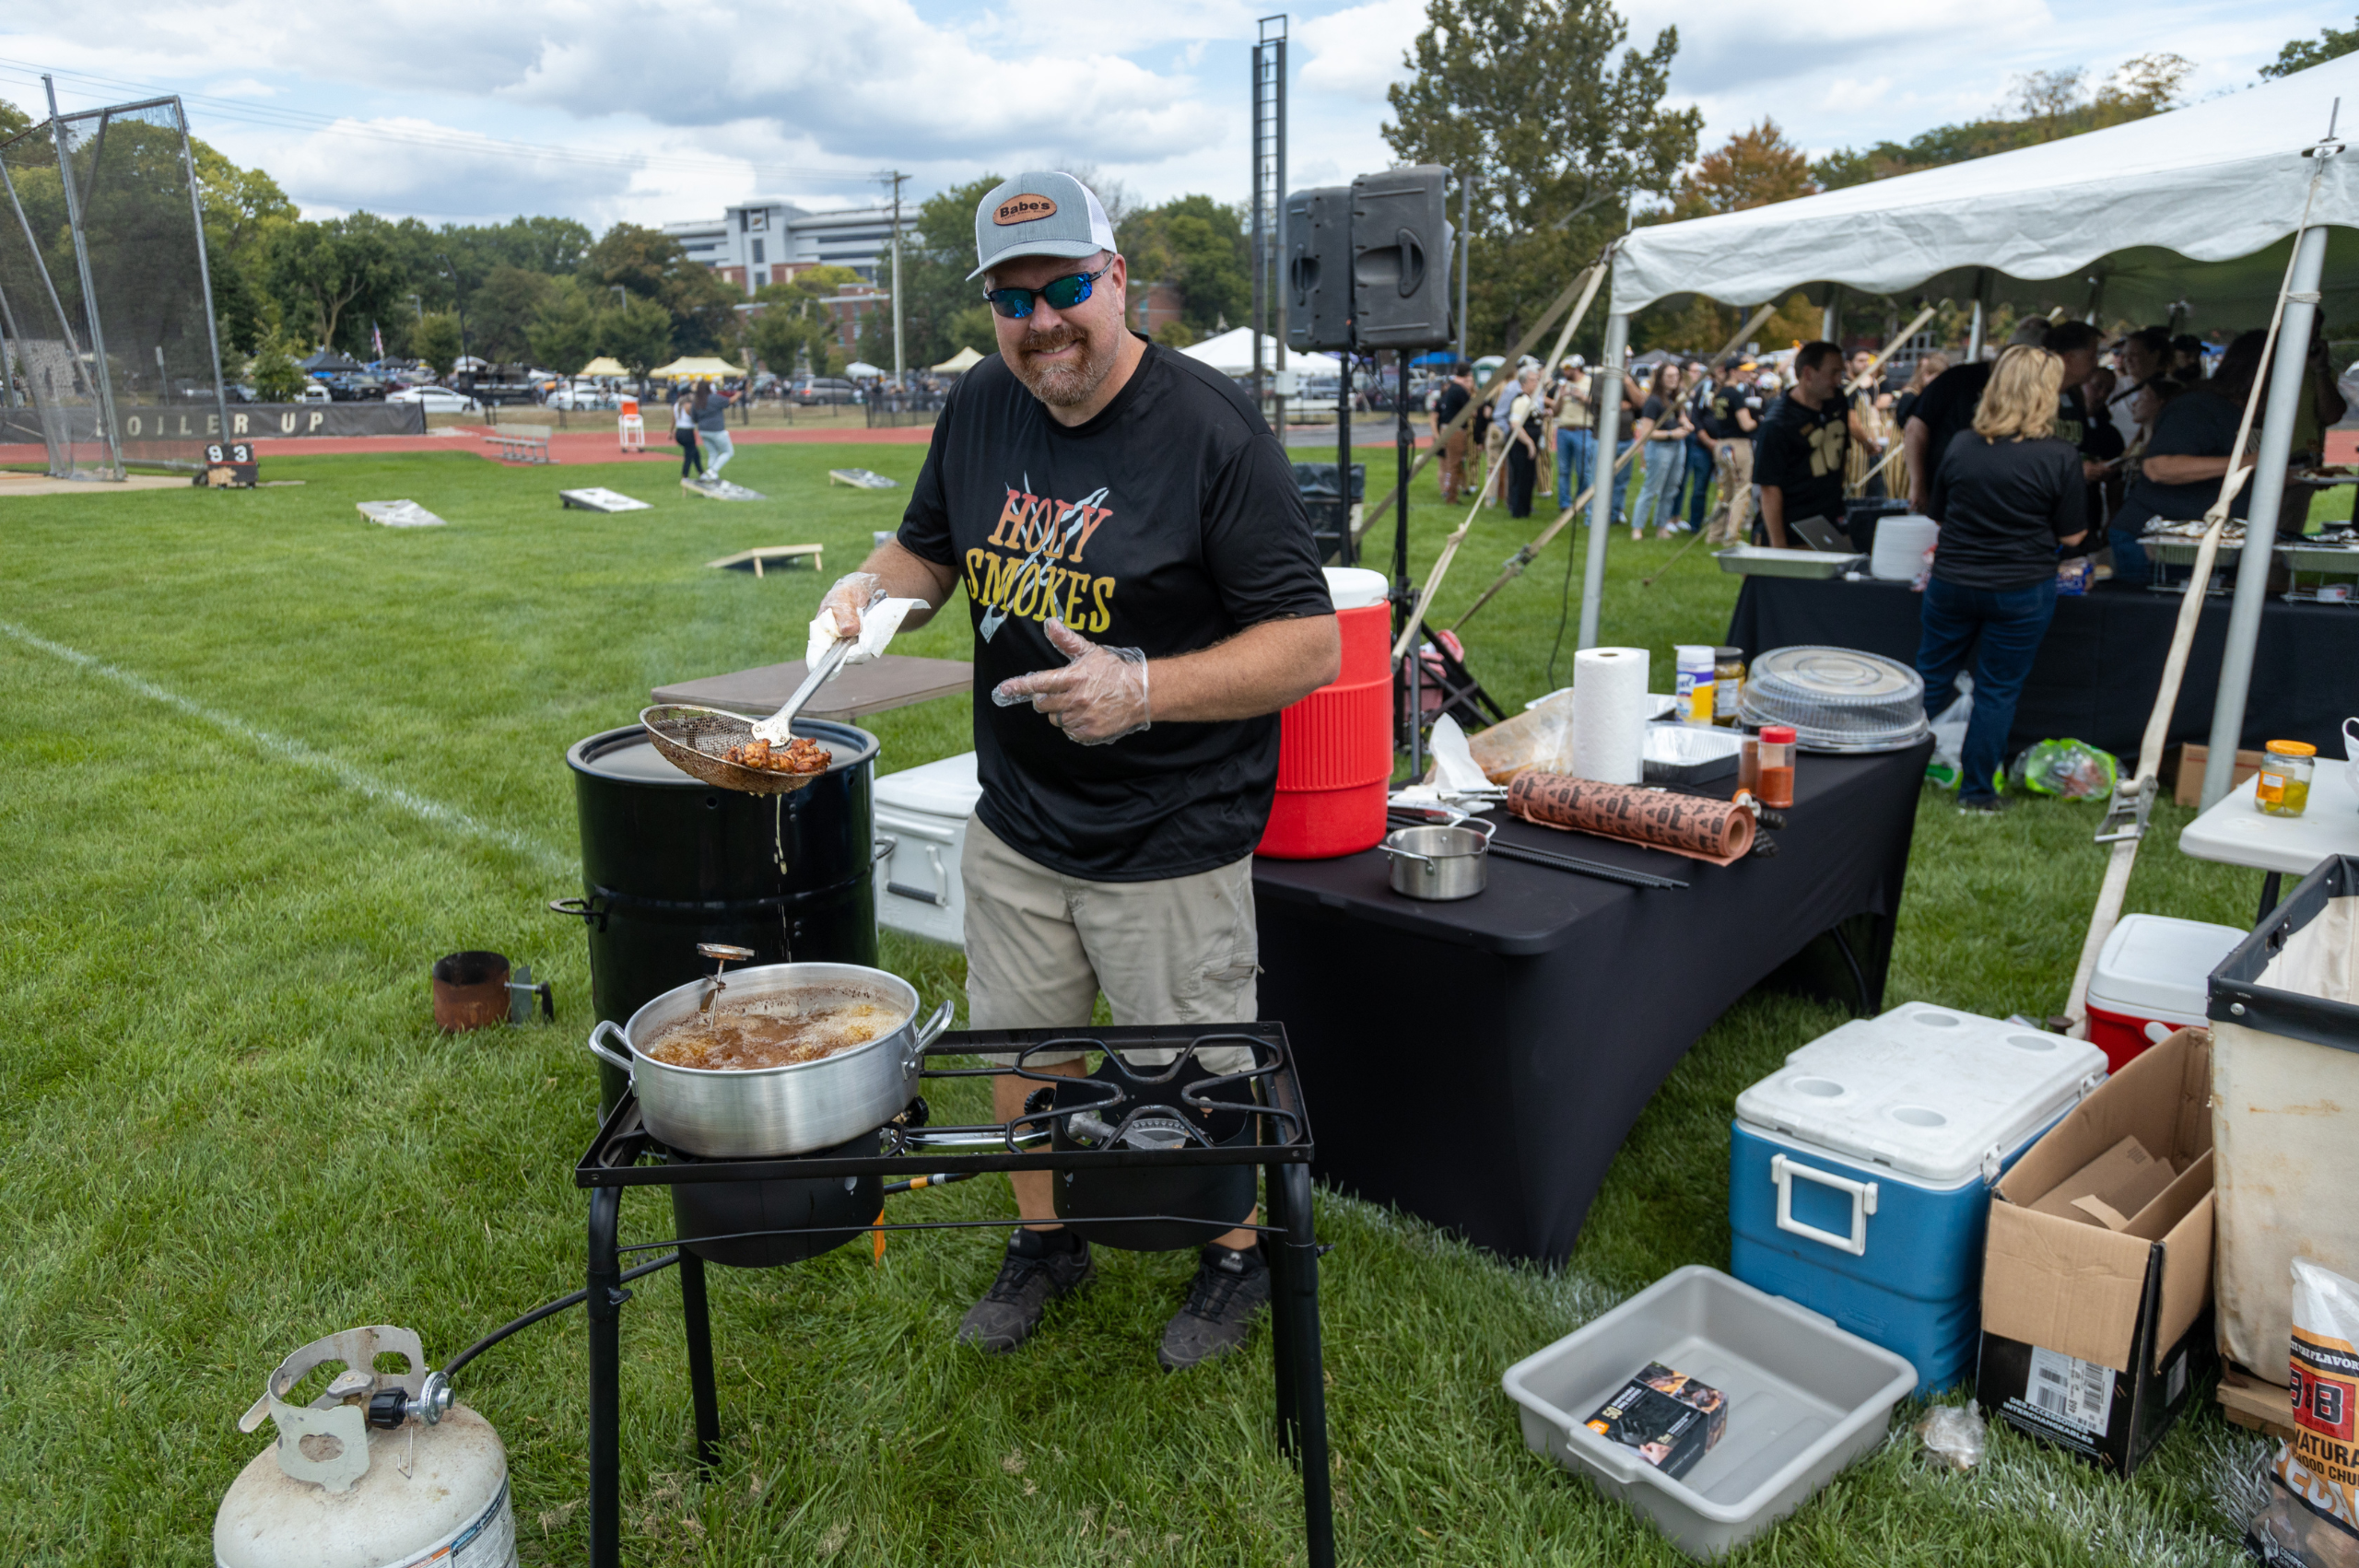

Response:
(646, 995), (905, 1071)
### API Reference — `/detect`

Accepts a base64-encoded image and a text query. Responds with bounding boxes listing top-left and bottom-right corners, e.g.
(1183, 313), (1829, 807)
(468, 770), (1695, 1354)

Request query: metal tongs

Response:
(750, 589), (886, 744)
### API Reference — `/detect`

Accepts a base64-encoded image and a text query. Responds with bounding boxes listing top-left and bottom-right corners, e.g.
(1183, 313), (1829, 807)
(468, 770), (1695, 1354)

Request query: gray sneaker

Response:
(1157, 1244), (1273, 1371)
(957, 1230), (1093, 1353)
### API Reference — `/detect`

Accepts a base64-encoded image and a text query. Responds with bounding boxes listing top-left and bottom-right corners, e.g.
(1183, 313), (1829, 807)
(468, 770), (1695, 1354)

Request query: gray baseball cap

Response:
(968, 171), (1118, 281)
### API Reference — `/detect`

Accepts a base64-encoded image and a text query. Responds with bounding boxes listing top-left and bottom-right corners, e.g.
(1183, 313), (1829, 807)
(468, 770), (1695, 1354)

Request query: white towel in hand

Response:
(806, 598), (926, 669)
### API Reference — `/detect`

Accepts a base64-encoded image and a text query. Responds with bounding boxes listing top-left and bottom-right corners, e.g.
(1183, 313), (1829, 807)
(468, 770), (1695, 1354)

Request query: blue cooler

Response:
(1731, 1004), (2107, 1395)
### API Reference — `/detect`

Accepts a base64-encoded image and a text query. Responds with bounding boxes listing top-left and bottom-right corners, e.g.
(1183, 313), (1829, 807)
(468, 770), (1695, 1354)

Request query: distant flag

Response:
(371, 321), (384, 359)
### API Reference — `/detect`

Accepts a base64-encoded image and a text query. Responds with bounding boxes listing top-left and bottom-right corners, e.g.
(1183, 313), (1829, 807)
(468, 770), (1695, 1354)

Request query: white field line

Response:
(0, 618), (569, 878)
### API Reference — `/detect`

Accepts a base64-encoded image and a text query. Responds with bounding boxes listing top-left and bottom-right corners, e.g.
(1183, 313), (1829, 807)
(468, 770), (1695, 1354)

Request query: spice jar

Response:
(1737, 725), (1761, 793)
(1713, 647), (1745, 727)
(1755, 725), (1797, 809)
(2256, 740), (2315, 818)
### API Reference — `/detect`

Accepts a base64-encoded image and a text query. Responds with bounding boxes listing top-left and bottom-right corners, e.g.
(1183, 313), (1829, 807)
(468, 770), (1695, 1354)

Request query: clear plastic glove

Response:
(817, 571), (882, 640)
(1916, 1405), (1985, 1472)
(990, 618), (1151, 745)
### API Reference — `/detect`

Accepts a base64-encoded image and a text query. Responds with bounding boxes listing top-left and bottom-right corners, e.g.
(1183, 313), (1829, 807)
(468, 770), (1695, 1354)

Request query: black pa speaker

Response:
(1350, 165), (1453, 350)
(1285, 185), (1354, 352)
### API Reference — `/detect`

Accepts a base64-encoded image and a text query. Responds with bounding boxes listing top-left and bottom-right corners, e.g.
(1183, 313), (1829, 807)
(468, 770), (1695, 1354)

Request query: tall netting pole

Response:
(46, 76), (124, 478)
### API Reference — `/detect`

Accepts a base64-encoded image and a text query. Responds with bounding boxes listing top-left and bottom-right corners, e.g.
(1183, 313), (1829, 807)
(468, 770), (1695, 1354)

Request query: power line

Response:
(0, 55), (890, 187)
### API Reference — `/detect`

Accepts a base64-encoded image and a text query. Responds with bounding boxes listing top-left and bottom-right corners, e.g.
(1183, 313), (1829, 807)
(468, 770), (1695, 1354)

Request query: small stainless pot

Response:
(1379, 821), (1495, 901)
(587, 961), (953, 1157)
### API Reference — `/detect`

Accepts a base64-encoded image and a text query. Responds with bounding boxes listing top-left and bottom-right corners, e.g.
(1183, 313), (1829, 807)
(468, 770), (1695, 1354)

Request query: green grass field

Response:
(0, 441), (2279, 1564)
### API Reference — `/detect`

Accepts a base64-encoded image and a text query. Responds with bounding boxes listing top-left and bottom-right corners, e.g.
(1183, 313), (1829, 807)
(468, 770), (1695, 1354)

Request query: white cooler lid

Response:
(874, 750), (982, 817)
(2088, 913), (2247, 1021)
(1323, 567), (1389, 611)
(1734, 1002), (2107, 1183)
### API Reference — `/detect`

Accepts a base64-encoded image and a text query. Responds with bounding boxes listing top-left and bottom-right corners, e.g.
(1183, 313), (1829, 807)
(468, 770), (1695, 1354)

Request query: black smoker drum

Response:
(559, 720), (881, 1115)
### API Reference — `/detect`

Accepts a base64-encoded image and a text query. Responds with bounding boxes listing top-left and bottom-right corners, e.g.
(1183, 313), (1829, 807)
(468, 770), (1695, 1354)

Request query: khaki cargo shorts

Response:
(961, 818), (1260, 1074)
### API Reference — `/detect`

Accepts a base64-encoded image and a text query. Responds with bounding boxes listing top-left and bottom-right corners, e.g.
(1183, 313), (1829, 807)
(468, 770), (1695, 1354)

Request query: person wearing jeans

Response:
(1629, 361), (1693, 539)
(1553, 359), (1595, 515)
(1914, 345), (2088, 811)
(693, 383), (736, 481)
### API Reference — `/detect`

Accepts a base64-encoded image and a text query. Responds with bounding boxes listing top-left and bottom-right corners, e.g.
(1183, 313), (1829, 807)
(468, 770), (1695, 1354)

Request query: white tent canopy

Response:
(1178, 327), (1337, 375)
(1612, 53), (2359, 322)
(933, 345), (985, 373)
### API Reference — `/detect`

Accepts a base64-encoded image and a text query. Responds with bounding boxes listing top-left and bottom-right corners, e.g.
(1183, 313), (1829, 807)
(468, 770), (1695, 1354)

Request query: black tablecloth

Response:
(1727, 575), (2355, 760)
(1252, 743), (1928, 1264)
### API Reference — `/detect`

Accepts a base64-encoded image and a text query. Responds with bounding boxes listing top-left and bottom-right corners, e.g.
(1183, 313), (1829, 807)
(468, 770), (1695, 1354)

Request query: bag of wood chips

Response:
(2248, 1258), (2359, 1568)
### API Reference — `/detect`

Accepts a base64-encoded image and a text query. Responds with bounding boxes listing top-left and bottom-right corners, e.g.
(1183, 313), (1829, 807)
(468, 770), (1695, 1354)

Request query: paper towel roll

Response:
(1870, 515), (1940, 581)
(1568, 646), (1649, 785)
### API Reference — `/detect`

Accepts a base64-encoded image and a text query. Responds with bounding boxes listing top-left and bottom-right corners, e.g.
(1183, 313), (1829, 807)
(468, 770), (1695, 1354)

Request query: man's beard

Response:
(1010, 320), (1117, 408)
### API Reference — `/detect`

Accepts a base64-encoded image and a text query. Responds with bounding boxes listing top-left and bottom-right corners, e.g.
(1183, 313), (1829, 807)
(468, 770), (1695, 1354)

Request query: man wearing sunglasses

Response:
(814, 171), (1340, 1369)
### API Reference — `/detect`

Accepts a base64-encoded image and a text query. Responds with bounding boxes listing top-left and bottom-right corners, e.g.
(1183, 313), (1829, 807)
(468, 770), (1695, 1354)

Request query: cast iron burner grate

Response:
(573, 1024), (1332, 1568)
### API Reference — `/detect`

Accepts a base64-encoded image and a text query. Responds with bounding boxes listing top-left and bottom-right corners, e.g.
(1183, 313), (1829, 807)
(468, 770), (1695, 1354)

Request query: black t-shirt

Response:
(898, 340), (1332, 881)
(1705, 384), (1758, 440)
(1436, 381), (1471, 427)
(1752, 391), (1848, 523)
(2115, 386), (2251, 534)
(1927, 433), (2085, 590)
(1908, 361), (1993, 488)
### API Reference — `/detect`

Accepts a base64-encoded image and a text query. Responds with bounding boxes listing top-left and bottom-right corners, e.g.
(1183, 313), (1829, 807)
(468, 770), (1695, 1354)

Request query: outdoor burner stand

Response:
(574, 1023), (1333, 1568)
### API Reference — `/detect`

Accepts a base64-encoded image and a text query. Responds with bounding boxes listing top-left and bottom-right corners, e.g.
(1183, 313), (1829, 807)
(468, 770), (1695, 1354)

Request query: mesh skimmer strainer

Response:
(638, 706), (850, 794)
(1736, 646), (1931, 753)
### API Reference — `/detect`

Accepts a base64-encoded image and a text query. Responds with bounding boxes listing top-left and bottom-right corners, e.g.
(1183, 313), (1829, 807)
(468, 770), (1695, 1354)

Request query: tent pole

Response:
(2199, 223), (2328, 809)
(1965, 271), (1987, 362)
(1576, 310), (1629, 650)
(1820, 285), (1839, 344)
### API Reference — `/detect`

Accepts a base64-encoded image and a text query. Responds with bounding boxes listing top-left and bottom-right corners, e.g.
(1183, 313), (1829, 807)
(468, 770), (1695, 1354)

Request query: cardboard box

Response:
(2027, 1134), (2178, 1230)
(1978, 1028), (2215, 1476)
(2164, 743), (2265, 807)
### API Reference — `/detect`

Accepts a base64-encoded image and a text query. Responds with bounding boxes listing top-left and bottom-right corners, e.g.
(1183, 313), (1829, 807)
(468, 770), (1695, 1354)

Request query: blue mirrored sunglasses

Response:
(983, 260), (1114, 321)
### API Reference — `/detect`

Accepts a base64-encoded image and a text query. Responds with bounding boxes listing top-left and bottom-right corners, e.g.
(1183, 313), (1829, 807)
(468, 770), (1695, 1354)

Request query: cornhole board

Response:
(707, 545), (823, 579)
(357, 499), (446, 528)
(828, 468), (898, 489)
(684, 477), (767, 500)
(559, 487), (651, 512)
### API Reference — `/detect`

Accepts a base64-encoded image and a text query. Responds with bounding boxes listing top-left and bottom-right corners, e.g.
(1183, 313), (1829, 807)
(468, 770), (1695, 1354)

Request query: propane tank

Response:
(214, 1325), (517, 1568)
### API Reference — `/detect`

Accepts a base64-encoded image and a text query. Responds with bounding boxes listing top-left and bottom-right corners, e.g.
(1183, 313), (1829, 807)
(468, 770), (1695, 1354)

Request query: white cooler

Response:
(2085, 913), (2244, 1073)
(872, 752), (981, 947)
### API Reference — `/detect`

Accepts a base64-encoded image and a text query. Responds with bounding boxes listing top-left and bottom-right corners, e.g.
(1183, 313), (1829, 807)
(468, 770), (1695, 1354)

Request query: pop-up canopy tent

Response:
(1577, 52), (2359, 812)
(933, 345), (985, 373)
(1179, 326), (1339, 376)
(651, 356), (745, 380)
(576, 356), (629, 379)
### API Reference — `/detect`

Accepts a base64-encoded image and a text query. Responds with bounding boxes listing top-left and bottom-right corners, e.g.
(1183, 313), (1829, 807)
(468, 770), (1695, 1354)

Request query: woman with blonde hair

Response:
(1914, 345), (2089, 813)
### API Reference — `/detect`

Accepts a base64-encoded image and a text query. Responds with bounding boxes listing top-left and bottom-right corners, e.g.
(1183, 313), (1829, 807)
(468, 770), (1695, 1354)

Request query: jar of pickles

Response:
(2256, 740), (2315, 817)
(1713, 647), (1745, 727)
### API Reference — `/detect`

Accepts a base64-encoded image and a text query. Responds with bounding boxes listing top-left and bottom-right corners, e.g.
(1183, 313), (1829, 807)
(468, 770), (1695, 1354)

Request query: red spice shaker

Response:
(1755, 725), (1797, 809)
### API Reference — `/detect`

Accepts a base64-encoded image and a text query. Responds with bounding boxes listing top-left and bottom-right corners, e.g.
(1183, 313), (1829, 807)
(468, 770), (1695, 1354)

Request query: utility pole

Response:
(438, 254), (472, 369)
(887, 170), (908, 388)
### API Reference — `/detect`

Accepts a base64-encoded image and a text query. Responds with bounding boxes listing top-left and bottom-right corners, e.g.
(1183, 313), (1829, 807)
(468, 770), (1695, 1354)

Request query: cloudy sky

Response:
(1, 0), (2344, 232)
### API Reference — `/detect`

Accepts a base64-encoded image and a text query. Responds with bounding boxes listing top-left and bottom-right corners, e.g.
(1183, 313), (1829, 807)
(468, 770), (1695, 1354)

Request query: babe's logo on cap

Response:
(993, 194), (1059, 226)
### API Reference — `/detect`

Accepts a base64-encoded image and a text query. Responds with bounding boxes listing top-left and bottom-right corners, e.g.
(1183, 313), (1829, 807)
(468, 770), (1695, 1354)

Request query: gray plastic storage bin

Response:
(1502, 1265), (1917, 1558)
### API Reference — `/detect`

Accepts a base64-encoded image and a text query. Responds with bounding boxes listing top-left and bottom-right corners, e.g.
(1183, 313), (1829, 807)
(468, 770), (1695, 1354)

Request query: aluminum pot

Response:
(1379, 821), (1494, 901)
(586, 961), (953, 1157)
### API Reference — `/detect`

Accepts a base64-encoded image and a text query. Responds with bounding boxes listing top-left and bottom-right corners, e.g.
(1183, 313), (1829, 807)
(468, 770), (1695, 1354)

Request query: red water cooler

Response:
(1258, 568), (1393, 859)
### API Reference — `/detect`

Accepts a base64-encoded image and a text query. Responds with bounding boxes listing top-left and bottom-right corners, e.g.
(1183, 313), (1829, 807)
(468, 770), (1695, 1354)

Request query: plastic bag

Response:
(2006, 738), (2118, 801)
(1925, 689), (1972, 790)
(1467, 688), (1578, 783)
(1916, 1404), (1986, 1472)
(2247, 1259), (2359, 1568)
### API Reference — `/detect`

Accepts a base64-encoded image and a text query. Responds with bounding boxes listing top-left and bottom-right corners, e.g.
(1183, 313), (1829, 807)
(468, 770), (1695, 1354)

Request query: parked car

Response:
(386, 385), (483, 414)
(546, 381), (619, 411)
(298, 382), (333, 404)
(790, 376), (860, 406)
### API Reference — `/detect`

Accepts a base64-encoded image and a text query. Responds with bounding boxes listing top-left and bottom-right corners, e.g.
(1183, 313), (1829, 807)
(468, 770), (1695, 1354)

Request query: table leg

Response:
(1262, 1164), (1300, 1455)
(2259, 872), (2283, 921)
(586, 1186), (624, 1568)
(1275, 1163), (1336, 1568)
(677, 1250), (722, 1470)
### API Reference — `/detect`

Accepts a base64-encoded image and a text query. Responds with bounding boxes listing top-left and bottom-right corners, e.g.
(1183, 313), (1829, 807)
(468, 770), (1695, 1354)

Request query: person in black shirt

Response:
(1916, 345), (2088, 812)
(1503, 366), (1544, 518)
(816, 170), (1339, 1367)
(1434, 362), (1473, 501)
(1752, 341), (1848, 545)
(2110, 329), (2265, 577)
(1698, 355), (1760, 544)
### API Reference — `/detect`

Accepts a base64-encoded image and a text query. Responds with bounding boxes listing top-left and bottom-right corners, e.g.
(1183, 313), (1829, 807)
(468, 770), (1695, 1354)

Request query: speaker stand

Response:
(1391, 354), (1422, 778)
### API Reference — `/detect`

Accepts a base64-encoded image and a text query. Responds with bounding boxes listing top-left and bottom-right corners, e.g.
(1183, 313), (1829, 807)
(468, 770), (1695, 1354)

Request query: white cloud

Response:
(1296, 0), (1423, 101)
